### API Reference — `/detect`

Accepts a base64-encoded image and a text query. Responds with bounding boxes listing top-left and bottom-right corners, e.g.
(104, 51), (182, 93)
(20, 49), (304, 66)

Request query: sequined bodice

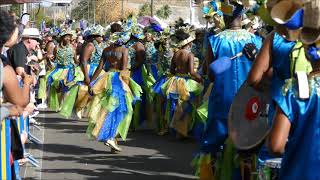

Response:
(56, 45), (74, 66)
(158, 50), (173, 73)
(127, 40), (138, 69)
(90, 40), (105, 65)
(145, 42), (158, 64)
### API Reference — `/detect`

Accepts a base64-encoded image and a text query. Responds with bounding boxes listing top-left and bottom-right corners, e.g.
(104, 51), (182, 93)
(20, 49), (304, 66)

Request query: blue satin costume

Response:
(258, 33), (296, 162)
(273, 75), (320, 180)
(201, 29), (262, 154)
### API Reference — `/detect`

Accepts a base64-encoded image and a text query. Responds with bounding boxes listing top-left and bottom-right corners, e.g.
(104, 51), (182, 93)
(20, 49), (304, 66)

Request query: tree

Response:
(94, 0), (137, 25)
(30, 7), (53, 29)
(156, 5), (172, 19)
(138, 3), (151, 17)
(10, 4), (21, 17)
(71, 0), (94, 23)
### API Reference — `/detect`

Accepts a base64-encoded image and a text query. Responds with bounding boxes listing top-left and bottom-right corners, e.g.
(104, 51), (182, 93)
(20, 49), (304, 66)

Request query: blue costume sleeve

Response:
(272, 84), (295, 123)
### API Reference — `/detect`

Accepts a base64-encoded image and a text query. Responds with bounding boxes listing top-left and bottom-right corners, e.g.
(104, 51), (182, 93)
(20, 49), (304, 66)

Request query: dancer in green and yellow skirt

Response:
(45, 29), (84, 118)
(87, 32), (142, 152)
(153, 27), (203, 138)
(76, 25), (106, 119)
(125, 23), (154, 130)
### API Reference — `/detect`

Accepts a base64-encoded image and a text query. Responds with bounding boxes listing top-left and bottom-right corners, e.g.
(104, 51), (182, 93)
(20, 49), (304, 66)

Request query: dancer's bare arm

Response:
(189, 53), (202, 83)
(81, 43), (94, 85)
(121, 48), (129, 70)
(91, 54), (105, 82)
(3, 65), (32, 107)
(268, 106), (291, 155)
(247, 33), (274, 88)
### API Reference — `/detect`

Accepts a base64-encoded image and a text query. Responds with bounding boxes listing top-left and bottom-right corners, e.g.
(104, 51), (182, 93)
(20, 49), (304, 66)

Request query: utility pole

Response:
(151, 0), (154, 17)
(189, 0), (193, 24)
(122, 0), (124, 19)
(93, 0), (96, 25)
(87, 1), (90, 24)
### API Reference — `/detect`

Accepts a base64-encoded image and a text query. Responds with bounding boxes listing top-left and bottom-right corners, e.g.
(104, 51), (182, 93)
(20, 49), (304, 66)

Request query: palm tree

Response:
(156, 5), (172, 20)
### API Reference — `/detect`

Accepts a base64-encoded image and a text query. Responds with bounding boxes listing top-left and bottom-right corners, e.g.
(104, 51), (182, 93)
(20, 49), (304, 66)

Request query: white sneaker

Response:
(105, 139), (122, 152)
(30, 111), (39, 118)
(76, 111), (82, 119)
(37, 103), (48, 109)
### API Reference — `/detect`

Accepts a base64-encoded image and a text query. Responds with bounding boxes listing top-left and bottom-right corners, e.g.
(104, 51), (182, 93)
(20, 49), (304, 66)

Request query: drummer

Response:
(267, 0), (320, 179)
(247, 1), (309, 169)
(199, 1), (262, 179)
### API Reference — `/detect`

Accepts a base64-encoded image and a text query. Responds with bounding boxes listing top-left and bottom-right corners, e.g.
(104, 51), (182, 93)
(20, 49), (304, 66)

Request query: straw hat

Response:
(270, 0), (304, 29)
(176, 31), (196, 48)
(21, 28), (42, 41)
(266, 0), (280, 10)
(300, 0), (320, 44)
(275, 24), (301, 41)
(271, 0), (304, 41)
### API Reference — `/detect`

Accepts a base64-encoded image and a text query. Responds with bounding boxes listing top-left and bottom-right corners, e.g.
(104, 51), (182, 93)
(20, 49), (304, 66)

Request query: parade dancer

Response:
(125, 24), (149, 130)
(191, 29), (205, 73)
(37, 32), (57, 109)
(154, 27), (203, 138)
(88, 32), (142, 152)
(197, 2), (262, 179)
(153, 31), (174, 135)
(144, 24), (163, 81)
(46, 29), (84, 118)
(76, 25), (106, 119)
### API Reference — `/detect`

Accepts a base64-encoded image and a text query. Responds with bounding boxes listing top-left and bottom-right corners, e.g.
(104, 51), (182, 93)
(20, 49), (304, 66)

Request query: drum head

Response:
(228, 81), (270, 150)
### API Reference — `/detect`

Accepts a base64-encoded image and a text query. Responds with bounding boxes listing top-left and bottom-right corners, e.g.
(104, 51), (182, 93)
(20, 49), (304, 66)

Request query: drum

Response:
(259, 158), (282, 180)
(228, 80), (270, 150)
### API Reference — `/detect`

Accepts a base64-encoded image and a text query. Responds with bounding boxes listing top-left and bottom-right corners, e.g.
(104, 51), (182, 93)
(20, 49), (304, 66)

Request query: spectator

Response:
(7, 28), (41, 76)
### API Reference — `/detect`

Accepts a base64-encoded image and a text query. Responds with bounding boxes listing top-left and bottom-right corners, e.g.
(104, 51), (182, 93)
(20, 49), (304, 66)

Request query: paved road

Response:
(22, 110), (198, 180)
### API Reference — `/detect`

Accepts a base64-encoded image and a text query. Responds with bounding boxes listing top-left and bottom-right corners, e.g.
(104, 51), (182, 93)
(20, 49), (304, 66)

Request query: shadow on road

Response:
(35, 114), (197, 180)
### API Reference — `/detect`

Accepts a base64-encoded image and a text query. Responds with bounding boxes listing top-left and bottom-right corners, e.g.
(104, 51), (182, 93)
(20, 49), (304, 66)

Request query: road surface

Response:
(22, 110), (198, 180)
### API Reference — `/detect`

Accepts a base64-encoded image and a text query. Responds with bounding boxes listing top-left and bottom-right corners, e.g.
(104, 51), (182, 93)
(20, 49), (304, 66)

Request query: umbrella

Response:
(138, 16), (160, 27)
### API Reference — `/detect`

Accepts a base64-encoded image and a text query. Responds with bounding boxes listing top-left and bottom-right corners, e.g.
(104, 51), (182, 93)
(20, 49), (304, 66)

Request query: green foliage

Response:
(10, 4), (21, 17)
(156, 4), (172, 19)
(138, 3), (151, 17)
(71, 0), (94, 22)
(31, 7), (53, 28)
